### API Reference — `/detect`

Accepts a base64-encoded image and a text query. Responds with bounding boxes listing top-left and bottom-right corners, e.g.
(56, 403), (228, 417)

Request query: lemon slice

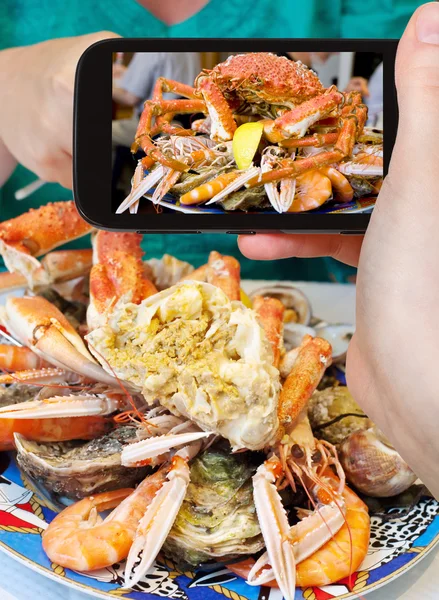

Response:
(240, 288), (252, 308)
(232, 122), (264, 170)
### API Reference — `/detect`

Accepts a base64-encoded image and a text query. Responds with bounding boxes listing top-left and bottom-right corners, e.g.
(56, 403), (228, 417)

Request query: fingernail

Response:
(416, 2), (439, 44)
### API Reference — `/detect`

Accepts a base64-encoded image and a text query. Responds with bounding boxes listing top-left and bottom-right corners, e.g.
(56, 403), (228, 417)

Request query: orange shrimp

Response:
(288, 170), (332, 213)
(180, 172), (239, 205)
(0, 344), (47, 372)
(320, 166), (354, 203)
(42, 469), (167, 571)
(0, 415), (111, 451)
(227, 470), (370, 589)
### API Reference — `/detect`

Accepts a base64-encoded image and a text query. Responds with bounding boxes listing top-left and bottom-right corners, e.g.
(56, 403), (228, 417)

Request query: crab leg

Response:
(278, 335), (332, 436)
(87, 231), (157, 330)
(196, 75), (237, 141)
(280, 132), (339, 148)
(206, 251), (241, 301)
(263, 87), (343, 143)
(0, 201), (93, 287)
(253, 296), (285, 369)
(3, 296), (124, 388)
(178, 263), (208, 283)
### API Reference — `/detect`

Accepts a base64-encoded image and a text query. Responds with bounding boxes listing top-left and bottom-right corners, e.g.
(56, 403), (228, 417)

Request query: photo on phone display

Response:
(74, 40), (397, 232)
(113, 51), (383, 216)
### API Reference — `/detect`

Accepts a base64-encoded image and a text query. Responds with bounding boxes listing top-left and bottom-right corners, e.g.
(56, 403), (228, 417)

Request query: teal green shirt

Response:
(0, 0), (424, 281)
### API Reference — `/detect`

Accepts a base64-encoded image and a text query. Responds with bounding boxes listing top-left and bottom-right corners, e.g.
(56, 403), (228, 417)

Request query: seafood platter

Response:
(117, 52), (383, 216)
(0, 202), (437, 600)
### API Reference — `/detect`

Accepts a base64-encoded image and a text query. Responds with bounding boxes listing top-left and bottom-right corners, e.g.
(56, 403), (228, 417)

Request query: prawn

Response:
(227, 469), (370, 589)
(180, 171), (239, 205)
(0, 344), (47, 372)
(287, 170), (332, 213)
(42, 468), (167, 571)
(319, 166), (354, 203)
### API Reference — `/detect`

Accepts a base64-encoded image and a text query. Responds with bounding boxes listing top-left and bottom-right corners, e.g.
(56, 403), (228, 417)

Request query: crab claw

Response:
(3, 296), (128, 389)
(121, 430), (211, 466)
(124, 455), (190, 587)
(0, 395), (121, 420)
(252, 456), (296, 600)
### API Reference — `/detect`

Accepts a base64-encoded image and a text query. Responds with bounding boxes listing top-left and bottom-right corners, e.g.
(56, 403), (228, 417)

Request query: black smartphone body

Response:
(74, 39), (398, 234)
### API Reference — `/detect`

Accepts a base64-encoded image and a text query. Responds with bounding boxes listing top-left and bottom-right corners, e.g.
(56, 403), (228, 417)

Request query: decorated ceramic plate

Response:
(0, 283), (437, 600)
(139, 176), (376, 215)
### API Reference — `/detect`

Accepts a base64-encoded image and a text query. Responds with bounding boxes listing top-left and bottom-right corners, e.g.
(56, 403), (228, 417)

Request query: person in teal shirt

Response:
(0, 0), (425, 281)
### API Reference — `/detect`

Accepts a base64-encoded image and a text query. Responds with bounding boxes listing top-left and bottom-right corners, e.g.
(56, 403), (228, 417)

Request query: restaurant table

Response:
(0, 281), (437, 600)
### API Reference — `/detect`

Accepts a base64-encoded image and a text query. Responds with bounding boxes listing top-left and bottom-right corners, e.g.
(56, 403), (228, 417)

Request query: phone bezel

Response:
(73, 38), (398, 233)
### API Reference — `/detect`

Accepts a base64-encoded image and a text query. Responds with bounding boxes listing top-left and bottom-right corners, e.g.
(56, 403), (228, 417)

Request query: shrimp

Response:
(227, 470), (370, 589)
(42, 468), (167, 571)
(287, 170), (332, 212)
(0, 344), (47, 372)
(319, 166), (354, 203)
(180, 171), (239, 205)
(0, 415), (111, 451)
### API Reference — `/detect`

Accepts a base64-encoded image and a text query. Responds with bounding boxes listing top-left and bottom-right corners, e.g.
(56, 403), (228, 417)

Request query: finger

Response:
(391, 2), (439, 186)
(238, 233), (363, 267)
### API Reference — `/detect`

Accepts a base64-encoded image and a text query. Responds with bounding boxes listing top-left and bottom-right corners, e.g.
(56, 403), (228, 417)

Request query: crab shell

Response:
(204, 53), (324, 107)
(87, 281), (281, 451)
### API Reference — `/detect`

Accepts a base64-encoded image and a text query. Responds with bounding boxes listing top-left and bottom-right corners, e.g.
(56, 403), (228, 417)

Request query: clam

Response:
(308, 385), (371, 445)
(15, 426), (150, 501)
(338, 428), (418, 498)
(314, 323), (355, 363)
(249, 284), (312, 325)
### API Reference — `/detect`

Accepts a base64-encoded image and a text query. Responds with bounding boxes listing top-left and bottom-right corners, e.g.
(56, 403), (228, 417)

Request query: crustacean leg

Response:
(206, 250), (241, 301)
(133, 78), (207, 170)
(0, 249), (93, 293)
(2, 296), (124, 388)
(87, 231), (157, 330)
(195, 74), (237, 142)
(262, 86), (344, 144)
(253, 295), (285, 369)
(0, 201), (93, 289)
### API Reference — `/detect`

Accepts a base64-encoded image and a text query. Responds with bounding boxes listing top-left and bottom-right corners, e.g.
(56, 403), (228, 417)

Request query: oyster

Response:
(338, 428), (418, 498)
(308, 385), (371, 445)
(162, 444), (264, 567)
(219, 187), (271, 211)
(39, 288), (87, 331)
(15, 426), (150, 500)
(0, 383), (41, 407)
(249, 284), (312, 325)
(87, 282), (280, 451)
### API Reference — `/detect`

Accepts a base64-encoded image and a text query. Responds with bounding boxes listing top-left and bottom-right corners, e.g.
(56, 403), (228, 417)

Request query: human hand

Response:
(345, 76), (369, 97)
(112, 62), (127, 81)
(0, 31), (119, 189)
(239, 2), (439, 497)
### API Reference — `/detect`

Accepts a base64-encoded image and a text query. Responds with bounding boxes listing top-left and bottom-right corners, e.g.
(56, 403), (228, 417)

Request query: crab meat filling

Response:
(87, 283), (280, 450)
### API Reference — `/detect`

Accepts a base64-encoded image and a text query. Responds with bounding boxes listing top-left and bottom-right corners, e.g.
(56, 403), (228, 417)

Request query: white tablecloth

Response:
(0, 282), (436, 599)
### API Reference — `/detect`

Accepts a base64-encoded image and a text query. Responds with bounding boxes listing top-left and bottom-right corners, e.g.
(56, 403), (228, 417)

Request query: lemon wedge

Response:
(232, 122), (264, 170)
(240, 288), (252, 308)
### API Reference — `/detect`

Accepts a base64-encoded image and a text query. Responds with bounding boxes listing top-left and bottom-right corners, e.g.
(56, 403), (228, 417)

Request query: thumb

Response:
(391, 3), (439, 187)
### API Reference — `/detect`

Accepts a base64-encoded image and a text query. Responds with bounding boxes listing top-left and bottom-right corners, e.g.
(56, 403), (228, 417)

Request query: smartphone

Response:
(73, 39), (398, 234)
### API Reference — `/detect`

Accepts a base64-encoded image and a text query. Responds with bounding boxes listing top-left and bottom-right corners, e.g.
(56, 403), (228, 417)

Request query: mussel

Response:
(15, 426), (150, 501)
(338, 428), (418, 497)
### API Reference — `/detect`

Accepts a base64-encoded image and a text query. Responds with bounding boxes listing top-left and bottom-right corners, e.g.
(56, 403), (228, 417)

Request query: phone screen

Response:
(112, 51), (383, 219)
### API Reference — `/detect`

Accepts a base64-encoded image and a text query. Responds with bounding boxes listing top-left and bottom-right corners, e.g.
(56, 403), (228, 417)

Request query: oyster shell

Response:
(249, 284), (312, 325)
(0, 383), (41, 408)
(15, 426), (150, 500)
(87, 281), (280, 451)
(338, 428), (418, 498)
(308, 385), (371, 445)
(162, 444), (264, 567)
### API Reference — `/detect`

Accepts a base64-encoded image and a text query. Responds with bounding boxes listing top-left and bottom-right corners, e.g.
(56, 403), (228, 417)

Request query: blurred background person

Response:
(112, 51), (201, 152)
